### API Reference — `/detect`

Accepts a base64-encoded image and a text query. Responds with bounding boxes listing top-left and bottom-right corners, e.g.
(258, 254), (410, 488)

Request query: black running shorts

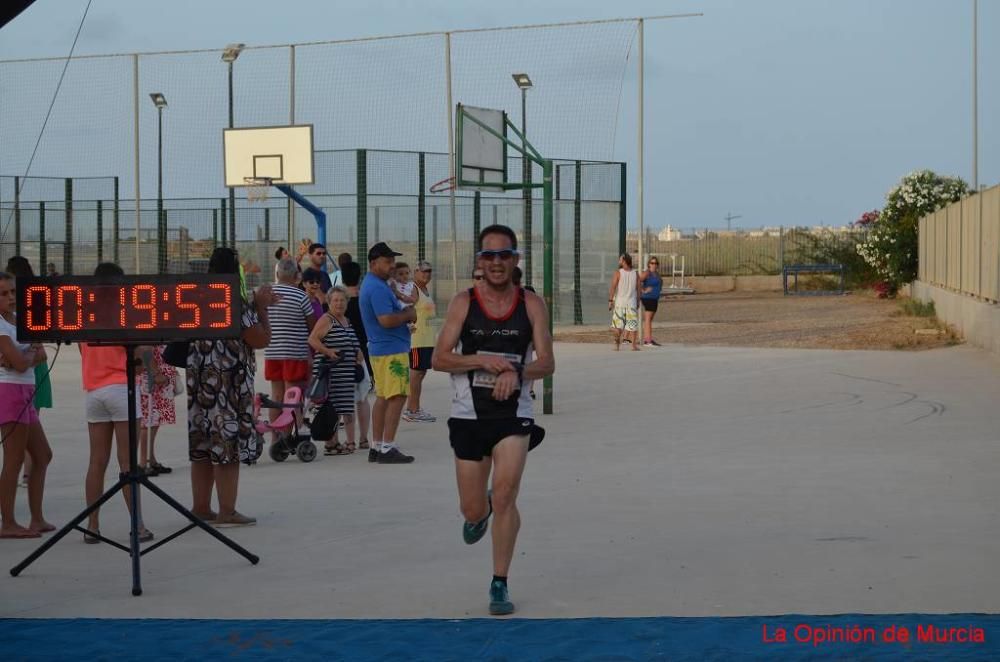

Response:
(409, 346), (433, 371)
(641, 298), (659, 313)
(448, 417), (545, 462)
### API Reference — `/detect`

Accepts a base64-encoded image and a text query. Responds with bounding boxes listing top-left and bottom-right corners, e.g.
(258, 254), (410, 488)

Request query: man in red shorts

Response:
(264, 258), (318, 440)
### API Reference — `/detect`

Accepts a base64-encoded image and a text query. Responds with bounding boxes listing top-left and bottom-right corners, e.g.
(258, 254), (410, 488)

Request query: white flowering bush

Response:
(856, 170), (967, 292)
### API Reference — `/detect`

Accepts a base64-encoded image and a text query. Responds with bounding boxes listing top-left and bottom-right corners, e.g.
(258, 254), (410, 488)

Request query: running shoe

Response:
(377, 447), (415, 464)
(401, 409), (419, 422)
(649, 339), (662, 347)
(462, 490), (492, 545)
(414, 409), (437, 422)
(488, 580), (514, 616)
(368, 448), (379, 463)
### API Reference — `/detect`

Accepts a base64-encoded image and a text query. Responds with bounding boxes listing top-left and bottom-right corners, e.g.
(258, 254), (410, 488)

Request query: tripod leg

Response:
(128, 474), (142, 596)
(140, 475), (259, 564)
(10, 478), (127, 577)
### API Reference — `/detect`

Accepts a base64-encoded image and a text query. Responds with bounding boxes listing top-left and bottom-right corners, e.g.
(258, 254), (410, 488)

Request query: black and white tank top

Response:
(450, 287), (534, 421)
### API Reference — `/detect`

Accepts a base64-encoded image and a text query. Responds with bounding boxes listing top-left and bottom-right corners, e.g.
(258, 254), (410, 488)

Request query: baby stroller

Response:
(254, 386), (316, 463)
(253, 356), (339, 464)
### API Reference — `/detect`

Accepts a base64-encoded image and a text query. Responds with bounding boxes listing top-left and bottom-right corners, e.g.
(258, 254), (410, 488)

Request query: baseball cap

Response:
(368, 242), (403, 261)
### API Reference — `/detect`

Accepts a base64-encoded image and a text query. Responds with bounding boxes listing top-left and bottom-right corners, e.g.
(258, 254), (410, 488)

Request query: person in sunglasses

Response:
(433, 224), (555, 616)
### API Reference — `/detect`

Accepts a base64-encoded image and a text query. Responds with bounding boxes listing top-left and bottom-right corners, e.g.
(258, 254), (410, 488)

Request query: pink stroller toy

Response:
(254, 386), (318, 463)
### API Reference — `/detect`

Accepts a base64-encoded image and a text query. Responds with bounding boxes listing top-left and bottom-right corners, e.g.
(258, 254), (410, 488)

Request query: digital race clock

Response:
(15, 274), (243, 343)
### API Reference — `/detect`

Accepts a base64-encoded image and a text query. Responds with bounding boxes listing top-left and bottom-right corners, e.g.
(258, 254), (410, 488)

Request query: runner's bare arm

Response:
(522, 290), (554, 381)
(432, 291), (514, 375)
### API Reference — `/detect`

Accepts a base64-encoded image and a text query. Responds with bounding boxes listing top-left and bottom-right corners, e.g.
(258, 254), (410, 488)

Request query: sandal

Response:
(150, 462), (172, 475)
(358, 439), (370, 449)
(324, 443), (346, 456)
(344, 441), (356, 454)
(84, 529), (101, 544)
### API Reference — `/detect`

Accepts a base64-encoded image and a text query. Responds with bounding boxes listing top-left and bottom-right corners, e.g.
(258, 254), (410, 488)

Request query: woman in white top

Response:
(0, 272), (53, 539)
(607, 253), (640, 351)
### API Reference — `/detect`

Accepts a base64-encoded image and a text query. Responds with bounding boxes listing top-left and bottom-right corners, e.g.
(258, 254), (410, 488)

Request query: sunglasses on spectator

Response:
(476, 249), (519, 261)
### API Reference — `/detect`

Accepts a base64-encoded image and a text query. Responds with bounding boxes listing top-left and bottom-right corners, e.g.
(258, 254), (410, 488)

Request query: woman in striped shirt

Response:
(308, 287), (363, 455)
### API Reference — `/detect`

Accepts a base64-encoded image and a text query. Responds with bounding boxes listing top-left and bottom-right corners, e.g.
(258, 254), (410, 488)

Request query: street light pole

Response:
(972, 0), (978, 191)
(512, 73), (533, 286)
(222, 43), (244, 250)
(227, 61), (235, 248)
(150, 92), (168, 273)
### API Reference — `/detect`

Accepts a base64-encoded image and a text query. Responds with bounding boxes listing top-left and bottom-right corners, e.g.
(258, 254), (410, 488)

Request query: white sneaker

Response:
(414, 409), (437, 422)
(402, 409), (418, 422)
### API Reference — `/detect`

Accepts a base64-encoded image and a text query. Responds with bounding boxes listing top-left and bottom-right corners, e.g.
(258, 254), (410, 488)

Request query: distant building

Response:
(657, 225), (682, 241)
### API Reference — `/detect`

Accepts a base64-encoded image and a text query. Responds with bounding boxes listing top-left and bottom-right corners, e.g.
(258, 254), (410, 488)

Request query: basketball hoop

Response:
(244, 177), (273, 204)
(429, 176), (456, 194)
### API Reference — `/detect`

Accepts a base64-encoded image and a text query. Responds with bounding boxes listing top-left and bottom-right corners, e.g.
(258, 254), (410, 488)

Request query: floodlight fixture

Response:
(149, 92), (167, 109)
(511, 73), (533, 90)
(221, 43), (245, 63)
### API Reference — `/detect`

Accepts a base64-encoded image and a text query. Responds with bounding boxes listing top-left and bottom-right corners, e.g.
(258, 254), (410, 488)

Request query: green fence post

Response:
(212, 209), (219, 249)
(39, 202), (46, 269)
(525, 159), (533, 287)
(264, 207), (271, 242)
(220, 198), (227, 246)
(542, 159), (554, 415)
(64, 178), (73, 275)
(356, 149), (368, 264)
(96, 200), (104, 263)
(418, 152), (426, 262)
(13, 176), (20, 256)
(113, 177), (120, 264)
(473, 191), (481, 247)
(574, 161), (583, 325)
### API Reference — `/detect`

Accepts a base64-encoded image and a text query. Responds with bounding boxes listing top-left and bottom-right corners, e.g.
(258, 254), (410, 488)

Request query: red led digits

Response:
(131, 285), (157, 329)
(175, 284), (201, 328)
(57, 286), (84, 330)
(207, 283), (233, 329)
(25, 286), (52, 331)
(119, 287), (127, 327)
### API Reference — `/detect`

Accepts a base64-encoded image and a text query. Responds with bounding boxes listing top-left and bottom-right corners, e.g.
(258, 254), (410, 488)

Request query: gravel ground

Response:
(555, 291), (962, 350)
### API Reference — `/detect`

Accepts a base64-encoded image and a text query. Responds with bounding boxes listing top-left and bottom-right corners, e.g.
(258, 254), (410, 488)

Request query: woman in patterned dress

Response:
(308, 287), (363, 455)
(186, 247), (276, 527)
(139, 346), (177, 476)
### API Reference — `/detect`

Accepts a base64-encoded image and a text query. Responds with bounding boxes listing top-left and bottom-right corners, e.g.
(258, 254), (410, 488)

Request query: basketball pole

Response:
(275, 184), (326, 250)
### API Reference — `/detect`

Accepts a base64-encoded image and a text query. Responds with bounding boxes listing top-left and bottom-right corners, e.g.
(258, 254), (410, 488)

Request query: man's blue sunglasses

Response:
(476, 249), (519, 261)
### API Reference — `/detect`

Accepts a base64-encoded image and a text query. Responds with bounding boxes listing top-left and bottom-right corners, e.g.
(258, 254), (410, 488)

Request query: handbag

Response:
(310, 401), (339, 441)
(354, 364), (365, 384)
(307, 359), (332, 404)
(162, 341), (189, 368)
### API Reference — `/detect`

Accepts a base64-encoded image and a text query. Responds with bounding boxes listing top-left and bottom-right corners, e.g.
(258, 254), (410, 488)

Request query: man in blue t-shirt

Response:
(359, 242), (417, 464)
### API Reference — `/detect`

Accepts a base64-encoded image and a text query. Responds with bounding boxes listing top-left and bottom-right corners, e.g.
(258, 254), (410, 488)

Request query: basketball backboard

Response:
(223, 124), (314, 187)
(456, 104), (507, 191)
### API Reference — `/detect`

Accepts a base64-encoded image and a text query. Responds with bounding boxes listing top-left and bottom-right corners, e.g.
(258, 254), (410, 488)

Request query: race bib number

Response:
(472, 351), (521, 389)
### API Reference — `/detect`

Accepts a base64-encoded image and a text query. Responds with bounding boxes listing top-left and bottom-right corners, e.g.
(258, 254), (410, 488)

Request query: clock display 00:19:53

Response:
(23, 283), (234, 332)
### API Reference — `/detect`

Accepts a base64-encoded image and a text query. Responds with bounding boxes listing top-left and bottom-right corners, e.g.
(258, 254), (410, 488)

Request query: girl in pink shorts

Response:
(0, 272), (53, 539)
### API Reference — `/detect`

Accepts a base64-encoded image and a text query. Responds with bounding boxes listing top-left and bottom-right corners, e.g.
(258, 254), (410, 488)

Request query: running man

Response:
(432, 224), (555, 616)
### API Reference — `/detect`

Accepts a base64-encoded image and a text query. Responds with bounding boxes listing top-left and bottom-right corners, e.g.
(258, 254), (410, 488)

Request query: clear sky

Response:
(0, 0), (993, 230)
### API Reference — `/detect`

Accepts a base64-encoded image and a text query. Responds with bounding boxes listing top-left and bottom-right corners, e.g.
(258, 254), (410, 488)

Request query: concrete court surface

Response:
(0, 340), (998, 619)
